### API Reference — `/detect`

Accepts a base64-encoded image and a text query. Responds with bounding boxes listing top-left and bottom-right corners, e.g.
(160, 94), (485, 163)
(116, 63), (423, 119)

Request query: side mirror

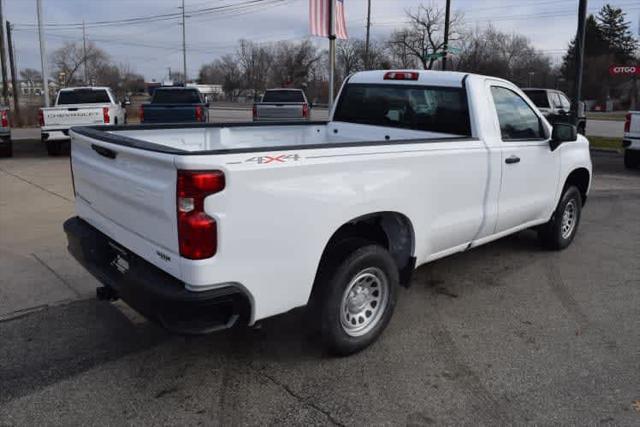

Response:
(549, 123), (577, 151)
(122, 99), (131, 107)
(205, 102), (210, 108)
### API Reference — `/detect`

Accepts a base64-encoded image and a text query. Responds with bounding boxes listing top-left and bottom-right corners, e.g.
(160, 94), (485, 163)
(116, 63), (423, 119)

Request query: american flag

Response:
(309, 0), (348, 39)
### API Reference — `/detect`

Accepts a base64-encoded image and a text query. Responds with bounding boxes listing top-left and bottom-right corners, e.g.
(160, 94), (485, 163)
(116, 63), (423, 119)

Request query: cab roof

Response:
(348, 70), (469, 87)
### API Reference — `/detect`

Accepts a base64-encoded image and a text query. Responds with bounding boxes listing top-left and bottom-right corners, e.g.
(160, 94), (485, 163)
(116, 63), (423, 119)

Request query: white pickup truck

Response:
(623, 111), (640, 169)
(64, 70), (592, 355)
(40, 86), (128, 156)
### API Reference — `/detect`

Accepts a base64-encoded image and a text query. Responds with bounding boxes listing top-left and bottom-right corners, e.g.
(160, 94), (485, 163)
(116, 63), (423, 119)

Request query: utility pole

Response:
(328, 0), (336, 107)
(0, 0), (9, 106)
(571, 0), (587, 125)
(82, 20), (88, 84)
(180, 0), (187, 83)
(36, 0), (50, 107)
(441, 0), (451, 71)
(6, 21), (19, 122)
(364, 0), (371, 69)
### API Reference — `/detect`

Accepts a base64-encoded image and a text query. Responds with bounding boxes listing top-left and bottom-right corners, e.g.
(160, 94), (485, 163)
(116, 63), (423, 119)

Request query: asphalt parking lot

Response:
(1, 141), (639, 425)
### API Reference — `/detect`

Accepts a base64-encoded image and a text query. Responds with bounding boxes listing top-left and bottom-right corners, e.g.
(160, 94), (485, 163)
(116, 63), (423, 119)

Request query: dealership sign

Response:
(609, 65), (640, 76)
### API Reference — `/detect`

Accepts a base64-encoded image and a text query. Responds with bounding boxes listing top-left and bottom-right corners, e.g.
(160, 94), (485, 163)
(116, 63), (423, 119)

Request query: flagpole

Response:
(328, 0), (336, 108)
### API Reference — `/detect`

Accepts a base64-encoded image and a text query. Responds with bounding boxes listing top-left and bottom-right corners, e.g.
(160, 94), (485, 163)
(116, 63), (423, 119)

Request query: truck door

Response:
(488, 84), (560, 232)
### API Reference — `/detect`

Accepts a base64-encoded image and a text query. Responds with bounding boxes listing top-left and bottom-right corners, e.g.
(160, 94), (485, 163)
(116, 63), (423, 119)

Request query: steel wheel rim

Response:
(340, 267), (389, 337)
(561, 199), (577, 239)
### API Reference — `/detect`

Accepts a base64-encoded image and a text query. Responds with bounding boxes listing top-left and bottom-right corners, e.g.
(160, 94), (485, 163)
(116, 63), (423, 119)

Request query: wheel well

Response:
(318, 212), (416, 287)
(564, 168), (590, 205)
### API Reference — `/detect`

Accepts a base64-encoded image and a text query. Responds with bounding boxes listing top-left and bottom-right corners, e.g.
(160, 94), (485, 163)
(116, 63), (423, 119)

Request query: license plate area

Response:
(107, 241), (130, 275)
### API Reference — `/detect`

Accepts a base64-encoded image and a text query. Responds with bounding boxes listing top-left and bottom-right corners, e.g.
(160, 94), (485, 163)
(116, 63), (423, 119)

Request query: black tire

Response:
(312, 239), (399, 356)
(46, 140), (62, 156)
(538, 186), (582, 250)
(624, 150), (639, 169)
(0, 138), (12, 158)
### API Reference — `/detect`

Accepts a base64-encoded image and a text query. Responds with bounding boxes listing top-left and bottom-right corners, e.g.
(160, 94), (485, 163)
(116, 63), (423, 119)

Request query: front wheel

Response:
(624, 150), (639, 169)
(538, 186), (582, 250)
(312, 240), (399, 356)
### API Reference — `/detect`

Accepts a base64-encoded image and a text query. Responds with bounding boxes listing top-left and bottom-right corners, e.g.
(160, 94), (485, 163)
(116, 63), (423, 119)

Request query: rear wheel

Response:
(46, 140), (62, 156)
(312, 239), (399, 356)
(624, 150), (639, 169)
(538, 186), (582, 250)
(0, 137), (12, 158)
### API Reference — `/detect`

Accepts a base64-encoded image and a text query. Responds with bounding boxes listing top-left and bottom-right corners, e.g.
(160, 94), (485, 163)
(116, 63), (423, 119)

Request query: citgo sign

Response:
(609, 65), (640, 76)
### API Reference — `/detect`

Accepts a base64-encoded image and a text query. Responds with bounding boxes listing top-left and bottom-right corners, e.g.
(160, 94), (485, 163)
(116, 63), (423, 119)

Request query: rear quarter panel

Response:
(175, 139), (488, 322)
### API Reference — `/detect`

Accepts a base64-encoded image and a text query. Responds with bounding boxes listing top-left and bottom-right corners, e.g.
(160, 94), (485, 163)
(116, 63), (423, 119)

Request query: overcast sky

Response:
(5, 0), (640, 81)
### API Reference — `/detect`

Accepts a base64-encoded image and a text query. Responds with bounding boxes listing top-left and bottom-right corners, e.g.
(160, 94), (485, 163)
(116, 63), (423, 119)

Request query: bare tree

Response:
(456, 26), (555, 87)
(49, 41), (109, 86)
(237, 39), (273, 100)
(269, 40), (321, 88)
(19, 68), (42, 83)
(388, 5), (463, 69)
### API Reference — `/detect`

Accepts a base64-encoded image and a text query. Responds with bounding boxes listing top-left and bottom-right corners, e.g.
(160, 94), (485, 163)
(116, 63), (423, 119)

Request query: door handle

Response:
(92, 144), (117, 159)
(505, 155), (520, 164)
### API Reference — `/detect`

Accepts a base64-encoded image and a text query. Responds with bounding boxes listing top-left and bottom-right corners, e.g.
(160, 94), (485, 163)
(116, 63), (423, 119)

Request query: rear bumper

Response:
(63, 216), (250, 334)
(42, 129), (71, 141)
(623, 137), (640, 150)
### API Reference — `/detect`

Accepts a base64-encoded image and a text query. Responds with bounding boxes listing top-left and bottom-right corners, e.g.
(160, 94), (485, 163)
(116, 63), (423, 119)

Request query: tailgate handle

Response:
(92, 144), (117, 159)
(67, 108), (78, 111)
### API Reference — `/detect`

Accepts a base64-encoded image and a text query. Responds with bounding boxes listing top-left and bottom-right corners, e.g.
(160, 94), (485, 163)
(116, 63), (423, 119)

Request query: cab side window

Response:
(491, 86), (545, 141)
(551, 93), (563, 109)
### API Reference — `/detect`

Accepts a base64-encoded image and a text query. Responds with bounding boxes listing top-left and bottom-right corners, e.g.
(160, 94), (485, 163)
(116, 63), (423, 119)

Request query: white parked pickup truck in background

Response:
(623, 111), (640, 169)
(40, 86), (128, 156)
(65, 70), (592, 355)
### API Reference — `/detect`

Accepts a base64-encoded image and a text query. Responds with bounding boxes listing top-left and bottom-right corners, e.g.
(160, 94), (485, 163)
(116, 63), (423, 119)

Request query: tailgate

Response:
(44, 106), (106, 127)
(630, 113), (640, 135)
(143, 105), (197, 123)
(256, 103), (304, 120)
(71, 132), (180, 275)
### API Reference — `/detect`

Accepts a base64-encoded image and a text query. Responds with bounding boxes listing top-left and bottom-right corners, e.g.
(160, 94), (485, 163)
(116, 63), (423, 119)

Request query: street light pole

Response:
(364, 0), (371, 69)
(181, 0), (187, 83)
(442, 0), (451, 71)
(571, 0), (588, 125)
(36, 0), (50, 107)
(328, 0), (336, 107)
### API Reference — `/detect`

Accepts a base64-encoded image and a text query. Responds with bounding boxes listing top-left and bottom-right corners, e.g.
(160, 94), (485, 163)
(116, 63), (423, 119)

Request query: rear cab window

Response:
(523, 90), (550, 108)
(152, 89), (202, 104)
(262, 90), (306, 103)
(333, 84), (471, 136)
(57, 89), (111, 105)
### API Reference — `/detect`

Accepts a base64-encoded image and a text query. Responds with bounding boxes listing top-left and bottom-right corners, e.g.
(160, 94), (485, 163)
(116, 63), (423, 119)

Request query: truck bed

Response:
(72, 121), (465, 154)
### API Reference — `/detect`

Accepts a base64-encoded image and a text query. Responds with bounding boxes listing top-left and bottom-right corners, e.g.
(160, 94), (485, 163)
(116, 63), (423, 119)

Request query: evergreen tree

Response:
(560, 15), (610, 99)
(596, 4), (638, 62)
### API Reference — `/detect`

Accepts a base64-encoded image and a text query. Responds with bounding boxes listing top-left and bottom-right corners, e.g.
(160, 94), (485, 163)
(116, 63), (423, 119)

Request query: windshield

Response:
(262, 90), (305, 103)
(333, 84), (471, 136)
(152, 89), (202, 104)
(57, 89), (110, 105)
(523, 90), (550, 108)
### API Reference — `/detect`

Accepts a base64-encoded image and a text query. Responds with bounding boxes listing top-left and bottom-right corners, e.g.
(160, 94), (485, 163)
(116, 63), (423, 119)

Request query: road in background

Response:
(586, 120), (625, 138)
(1, 142), (639, 424)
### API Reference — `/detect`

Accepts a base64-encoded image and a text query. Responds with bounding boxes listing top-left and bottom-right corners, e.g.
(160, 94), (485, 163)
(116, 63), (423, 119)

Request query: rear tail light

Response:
(103, 107), (110, 124)
(624, 113), (631, 133)
(195, 105), (203, 122)
(38, 108), (44, 126)
(138, 105), (144, 123)
(252, 104), (257, 120)
(1, 110), (8, 128)
(177, 170), (225, 260)
(384, 71), (419, 81)
(302, 103), (309, 119)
